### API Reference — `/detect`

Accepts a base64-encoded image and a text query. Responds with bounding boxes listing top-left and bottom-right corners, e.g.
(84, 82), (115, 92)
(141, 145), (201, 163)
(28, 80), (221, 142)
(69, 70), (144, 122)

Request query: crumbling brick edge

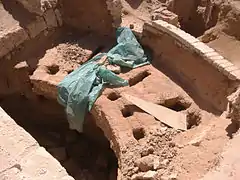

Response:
(0, 6), (62, 60)
(144, 19), (240, 124)
(144, 20), (240, 81)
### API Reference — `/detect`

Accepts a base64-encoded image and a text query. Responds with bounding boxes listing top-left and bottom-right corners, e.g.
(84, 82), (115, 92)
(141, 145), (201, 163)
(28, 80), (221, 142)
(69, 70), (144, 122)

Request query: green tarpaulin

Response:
(57, 27), (149, 132)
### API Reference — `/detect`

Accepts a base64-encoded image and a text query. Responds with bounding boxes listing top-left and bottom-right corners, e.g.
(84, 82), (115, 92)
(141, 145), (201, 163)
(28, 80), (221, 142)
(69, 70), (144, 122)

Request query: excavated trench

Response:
(1, 0), (238, 179)
(169, 0), (220, 37)
(0, 27), (203, 179)
(0, 26), (119, 179)
(0, 94), (118, 180)
(0, 26), (233, 180)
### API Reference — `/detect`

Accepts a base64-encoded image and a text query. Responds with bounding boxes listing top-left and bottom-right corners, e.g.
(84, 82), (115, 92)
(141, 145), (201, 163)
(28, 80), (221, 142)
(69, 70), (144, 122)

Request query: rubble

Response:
(135, 155), (160, 172)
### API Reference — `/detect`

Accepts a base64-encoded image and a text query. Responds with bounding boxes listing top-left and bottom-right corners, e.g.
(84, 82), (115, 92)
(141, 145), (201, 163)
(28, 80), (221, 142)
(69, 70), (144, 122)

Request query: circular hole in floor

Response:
(47, 64), (59, 75)
(121, 107), (133, 118)
(133, 127), (145, 140)
(107, 92), (121, 101)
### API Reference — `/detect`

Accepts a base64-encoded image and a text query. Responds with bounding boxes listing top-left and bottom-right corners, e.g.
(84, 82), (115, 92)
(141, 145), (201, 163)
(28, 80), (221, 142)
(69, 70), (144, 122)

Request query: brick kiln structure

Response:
(1, 0), (240, 180)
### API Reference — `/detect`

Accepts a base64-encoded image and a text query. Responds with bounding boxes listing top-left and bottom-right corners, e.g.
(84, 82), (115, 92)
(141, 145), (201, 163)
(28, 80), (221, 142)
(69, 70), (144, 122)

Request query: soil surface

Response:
(1, 0), (240, 180)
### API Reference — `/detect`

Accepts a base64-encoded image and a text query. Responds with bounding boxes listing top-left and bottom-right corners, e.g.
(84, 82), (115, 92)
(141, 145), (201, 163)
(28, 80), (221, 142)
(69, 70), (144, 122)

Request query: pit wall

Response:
(0, 106), (74, 180)
(0, 0), (62, 97)
(59, 0), (122, 36)
(0, 1), (62, 59)
(0, 0), (122, 98)
(141, 20), (240, 113)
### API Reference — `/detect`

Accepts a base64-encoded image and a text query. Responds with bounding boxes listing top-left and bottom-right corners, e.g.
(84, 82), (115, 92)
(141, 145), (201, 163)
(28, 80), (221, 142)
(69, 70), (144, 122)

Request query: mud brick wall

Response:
(142, 20), (240, 113)
(0, 0), (62, 97)
(60, 0), (122, 37)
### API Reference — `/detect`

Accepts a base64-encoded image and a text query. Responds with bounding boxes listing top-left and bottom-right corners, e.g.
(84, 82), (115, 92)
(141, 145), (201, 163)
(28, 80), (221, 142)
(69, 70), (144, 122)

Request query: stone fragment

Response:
(0, 27), (28, 58)
(152, 8), (179, 27)
(161, 173), (178, 180)
(193, 42), (214, 54)
(135, 155), (160, 172)
(143, 171), (158, 179)
(131, 171), (157, 180)
(229, 69), (240, 80)
(169, 173), (178, 180)
(141, 146), (154, 157)
(160, 159), (169, 167)
(217, 62), (233, 72)
(14, 61), (29, 70)
(225, 65), (239, 73)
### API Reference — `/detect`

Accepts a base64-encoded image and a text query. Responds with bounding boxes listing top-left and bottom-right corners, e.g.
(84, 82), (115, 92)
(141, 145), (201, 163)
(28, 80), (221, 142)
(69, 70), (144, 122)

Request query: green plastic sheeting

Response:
(107, 27), (149, 68)
(57, 27), (149, 132)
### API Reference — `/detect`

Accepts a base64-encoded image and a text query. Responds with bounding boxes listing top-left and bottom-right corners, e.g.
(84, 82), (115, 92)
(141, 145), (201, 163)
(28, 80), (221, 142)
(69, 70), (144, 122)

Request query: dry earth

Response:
(1, 0), (240, 180)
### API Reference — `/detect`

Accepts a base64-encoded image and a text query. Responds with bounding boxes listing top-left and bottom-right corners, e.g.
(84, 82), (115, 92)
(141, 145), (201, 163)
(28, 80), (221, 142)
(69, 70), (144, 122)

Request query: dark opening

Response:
(179, 15), (206, 37)
(88, 46), (105, 60)
(129, 70), (151, 86)
(28, 68), (35, 76)
(186, 110), (202, 129)
(67, 69), (74, 74)
(161, 98), (190, 112)
(125, 0), (143, 9)
(133, 127), (145, 140)
(167, 101), (187, 112)
(177, 4), (220, 38)
(0, 94), (118, 180)
(121, 106), (133, 118)
(107, 92), (121, 101)
(47, 64), (59, 75)
(226, 121), (240, 139)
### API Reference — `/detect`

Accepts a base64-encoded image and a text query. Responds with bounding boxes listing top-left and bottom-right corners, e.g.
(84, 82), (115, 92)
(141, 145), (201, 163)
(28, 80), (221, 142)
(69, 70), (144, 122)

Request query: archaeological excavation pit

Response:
(0, 95), (118, 180)
(2, 0), (240, 180)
